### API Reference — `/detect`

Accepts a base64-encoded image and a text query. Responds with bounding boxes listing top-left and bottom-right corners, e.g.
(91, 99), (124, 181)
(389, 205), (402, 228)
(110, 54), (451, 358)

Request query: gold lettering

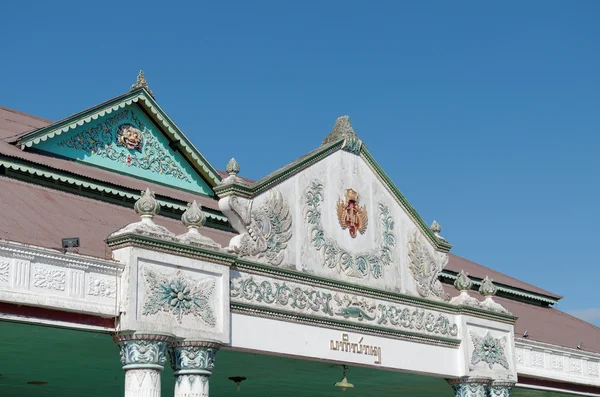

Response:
(375, 347), (382, 364)
(329, 333), (382, 365)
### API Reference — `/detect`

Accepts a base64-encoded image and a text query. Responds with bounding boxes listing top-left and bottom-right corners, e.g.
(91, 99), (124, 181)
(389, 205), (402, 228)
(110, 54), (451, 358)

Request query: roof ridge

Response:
(448, 252), (562, 299)
(0, 106), (53, 123)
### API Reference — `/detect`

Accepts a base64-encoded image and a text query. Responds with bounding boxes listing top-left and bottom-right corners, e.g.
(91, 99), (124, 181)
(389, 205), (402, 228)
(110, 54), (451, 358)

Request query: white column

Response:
(115, 331), (176, 397)
(170, 340), (222, 397)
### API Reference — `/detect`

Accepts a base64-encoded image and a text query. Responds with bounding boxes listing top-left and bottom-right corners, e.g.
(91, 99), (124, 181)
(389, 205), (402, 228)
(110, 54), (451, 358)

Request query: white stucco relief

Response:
(515, 339), (600, 387)
(0, 240), (122, 317)
(221, 150), (451, 298)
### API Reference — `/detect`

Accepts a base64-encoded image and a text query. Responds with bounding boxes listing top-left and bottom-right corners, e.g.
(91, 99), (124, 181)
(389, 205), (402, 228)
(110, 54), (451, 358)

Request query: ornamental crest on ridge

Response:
(336, 188), (368, 238)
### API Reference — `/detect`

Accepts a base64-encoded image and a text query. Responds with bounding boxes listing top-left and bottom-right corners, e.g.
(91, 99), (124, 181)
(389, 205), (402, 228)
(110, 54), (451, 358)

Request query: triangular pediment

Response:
(15, 89), (220, 196)
(217, 117), (453, 301)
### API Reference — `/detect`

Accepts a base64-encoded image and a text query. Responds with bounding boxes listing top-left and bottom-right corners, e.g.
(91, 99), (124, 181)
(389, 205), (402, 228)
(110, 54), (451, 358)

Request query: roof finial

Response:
(478, 275), (511, 315)
(449, 270), (480, 307)
(108, 187), (175, 240)
(454, 270), (473, 292)
(430, 220), (446, 242)
(134, 188), (160, 218)
(322, 115), (358, 145)
(220, 157), (247, 186)
(131, 70), (154, 98)
(226, 158), (240, 177)
(175, 201), (221, 249)
(479, 276), (497, 297)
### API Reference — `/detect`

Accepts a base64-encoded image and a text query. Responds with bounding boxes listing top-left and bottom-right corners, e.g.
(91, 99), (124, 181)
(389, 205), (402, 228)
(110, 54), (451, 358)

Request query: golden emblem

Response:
(336, 189), (368, 238)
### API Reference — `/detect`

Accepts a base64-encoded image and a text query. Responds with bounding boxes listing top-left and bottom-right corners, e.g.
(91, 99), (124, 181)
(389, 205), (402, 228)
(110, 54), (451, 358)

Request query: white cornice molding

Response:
(0, 239), (122, 317)
(0, 239), (124, 273)
(515, 338), (600, 387)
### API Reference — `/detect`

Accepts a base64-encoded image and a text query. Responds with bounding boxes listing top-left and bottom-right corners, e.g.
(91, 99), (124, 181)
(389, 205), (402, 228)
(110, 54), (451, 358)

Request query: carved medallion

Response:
(117, 123), (143, 152)
(336, 189), (368, 238)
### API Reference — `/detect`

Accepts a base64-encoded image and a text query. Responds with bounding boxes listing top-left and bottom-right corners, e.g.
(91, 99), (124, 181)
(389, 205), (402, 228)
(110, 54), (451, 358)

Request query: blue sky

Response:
(2, 1), (599, 324)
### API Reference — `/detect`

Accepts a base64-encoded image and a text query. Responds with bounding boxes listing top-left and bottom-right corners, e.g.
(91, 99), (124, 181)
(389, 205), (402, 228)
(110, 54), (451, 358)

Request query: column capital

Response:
(115, 331), (177, 370)
(446, 377), (492, 397)
(489, 381), (516, 397)
(170, 339), (222, 375)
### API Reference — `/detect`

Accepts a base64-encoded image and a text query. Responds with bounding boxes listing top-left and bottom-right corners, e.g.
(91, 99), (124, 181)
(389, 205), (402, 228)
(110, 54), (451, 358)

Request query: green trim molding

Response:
(15, 88), (222, 189)
(0, 158), (228, 223)
(440, 270), (559, 306)
(215, 137), (452, 253)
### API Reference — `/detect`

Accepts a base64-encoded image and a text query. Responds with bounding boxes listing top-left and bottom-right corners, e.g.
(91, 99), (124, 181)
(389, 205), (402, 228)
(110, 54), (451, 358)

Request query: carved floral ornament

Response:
(142, 267), (216, 326)
(470, 331), (510, 370)
(305, 180), (395, 279)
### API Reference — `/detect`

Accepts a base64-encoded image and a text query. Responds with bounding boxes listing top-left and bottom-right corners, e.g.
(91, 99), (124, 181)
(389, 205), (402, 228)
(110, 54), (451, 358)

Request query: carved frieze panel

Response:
(230, 272), (459, 339)
(0, 242), (123, 317)
(0, 259), (9, 283)
(515, 341), (600, 386)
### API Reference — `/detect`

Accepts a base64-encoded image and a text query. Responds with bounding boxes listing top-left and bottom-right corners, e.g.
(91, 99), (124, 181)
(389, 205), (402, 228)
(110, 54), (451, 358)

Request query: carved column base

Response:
(170, 340), (222, 397)
(116, 331), (176, 397)
(447, 377), (491, 397)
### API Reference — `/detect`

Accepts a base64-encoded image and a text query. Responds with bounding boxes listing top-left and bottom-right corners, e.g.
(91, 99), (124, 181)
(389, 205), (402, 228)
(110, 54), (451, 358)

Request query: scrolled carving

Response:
(230, 274), (459, 337)
(304, 180), (395, 279)
(227, 190), (292, 266)
(407, 230), (449, 301)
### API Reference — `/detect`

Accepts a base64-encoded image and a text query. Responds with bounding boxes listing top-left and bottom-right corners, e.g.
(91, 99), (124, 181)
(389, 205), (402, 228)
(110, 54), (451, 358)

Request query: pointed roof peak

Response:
(322, 115), (358, 145)
(130, 70), (154, 98)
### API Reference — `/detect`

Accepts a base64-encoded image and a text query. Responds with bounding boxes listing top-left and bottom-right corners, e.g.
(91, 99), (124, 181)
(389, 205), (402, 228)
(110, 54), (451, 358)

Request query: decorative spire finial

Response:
(131, 70), (154, 98)
(108, 187), (175, 240)
(181, 201), (206, 229)
(449, 269), (480, 308)
(430, 220), (447, 242)
(479, 276), (498, 297)
(430, 220), (441, 235)
(226, 158), (240, 177)
(322, 115), (358, 145)
(478, 275), (511, 315)
(454, 270), (473, 292)
(176, 201), (221, 249)
(134, 188), (160, 218)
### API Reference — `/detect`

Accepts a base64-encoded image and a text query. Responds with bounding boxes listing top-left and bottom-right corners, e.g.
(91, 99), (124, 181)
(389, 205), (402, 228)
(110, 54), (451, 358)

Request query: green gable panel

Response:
(34, 105), (213, 196)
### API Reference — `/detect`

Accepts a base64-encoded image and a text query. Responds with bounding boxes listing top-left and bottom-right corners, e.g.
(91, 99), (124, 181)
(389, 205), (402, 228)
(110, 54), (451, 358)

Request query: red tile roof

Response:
(444, 285), (600, 354)
(0, 175), (235, 259)
(0, 106), (565, 299)
(0, 106), (52, 141)
(446, 254), (561, 299)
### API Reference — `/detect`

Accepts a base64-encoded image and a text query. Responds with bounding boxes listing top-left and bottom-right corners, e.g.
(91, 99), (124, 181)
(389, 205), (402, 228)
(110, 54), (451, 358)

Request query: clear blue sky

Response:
(2, 1), (599, 324)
